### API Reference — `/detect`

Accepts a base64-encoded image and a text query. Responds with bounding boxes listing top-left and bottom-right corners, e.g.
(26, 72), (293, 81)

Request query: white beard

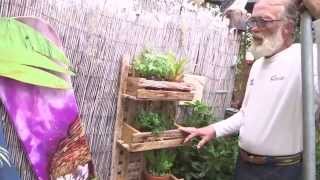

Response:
(249, 28), (284, 59)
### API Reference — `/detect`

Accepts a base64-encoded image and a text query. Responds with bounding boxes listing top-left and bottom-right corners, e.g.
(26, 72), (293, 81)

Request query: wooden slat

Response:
(126, 77), (139, 97)
(121, 122), (185, 143)
(110, 55), (130, 180)
(126, 76), (195, 101)
(132, 129), (185, 142)
(122, 122), (139, 143)
(122, 94), (139, 100)
(128, 77), (194, 91)
(137, 89), (194, 101)
(117, 149), (129, 180)
(117, 139), (184, 152)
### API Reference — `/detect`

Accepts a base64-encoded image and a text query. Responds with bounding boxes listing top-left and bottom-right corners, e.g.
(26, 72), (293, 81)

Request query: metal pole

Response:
(315, 20), (320, 100)
(301, 11), (316, 180)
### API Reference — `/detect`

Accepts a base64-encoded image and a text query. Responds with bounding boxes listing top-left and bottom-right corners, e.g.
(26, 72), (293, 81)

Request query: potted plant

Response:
(144, 149), (176, 180)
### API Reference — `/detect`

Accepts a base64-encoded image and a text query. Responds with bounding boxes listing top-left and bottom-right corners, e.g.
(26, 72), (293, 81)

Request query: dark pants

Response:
(234, 155), (302, 180)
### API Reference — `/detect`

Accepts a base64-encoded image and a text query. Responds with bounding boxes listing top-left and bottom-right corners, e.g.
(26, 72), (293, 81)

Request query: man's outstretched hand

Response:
(179, 125), (216, 149)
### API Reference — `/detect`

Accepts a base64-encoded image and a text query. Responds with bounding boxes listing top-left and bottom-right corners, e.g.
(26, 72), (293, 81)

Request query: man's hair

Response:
(281, 0), (300, 42)
(283, 0), (300, 23)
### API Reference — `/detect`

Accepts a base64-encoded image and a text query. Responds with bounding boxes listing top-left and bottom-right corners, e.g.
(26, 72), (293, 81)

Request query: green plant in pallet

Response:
(145, 149), (176, 176)
(182, 100), (216, 128)
(133, 49), (187, 81)
(135, 111), (173, 135)
(173, 101), (238, 180)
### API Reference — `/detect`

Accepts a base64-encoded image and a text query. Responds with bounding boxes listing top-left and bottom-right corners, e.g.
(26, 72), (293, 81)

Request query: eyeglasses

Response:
(246, 17), (282, 29)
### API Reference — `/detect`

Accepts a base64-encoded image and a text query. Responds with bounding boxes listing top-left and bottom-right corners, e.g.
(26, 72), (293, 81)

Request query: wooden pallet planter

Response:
(118, 122), (186, 152)
(111, 56), (197, 180)
(125, 77), (195, 101)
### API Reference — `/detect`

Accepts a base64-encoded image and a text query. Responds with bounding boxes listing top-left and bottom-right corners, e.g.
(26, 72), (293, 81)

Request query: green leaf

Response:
(0, 18), (70, 65)
(0, 46), (74, 75)
(0, 17), (73, 89)
(0, 61), (71, 89)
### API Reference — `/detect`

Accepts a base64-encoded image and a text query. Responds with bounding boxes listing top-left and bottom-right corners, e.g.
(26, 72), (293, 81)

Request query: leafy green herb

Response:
(145, 149), (176, 176)
(173, 101), (238, 180)
(133, 49), (186, 81)
(173, 137), (238, 180)
(181, 100), (215, 128)
(135, 111), (173, 135)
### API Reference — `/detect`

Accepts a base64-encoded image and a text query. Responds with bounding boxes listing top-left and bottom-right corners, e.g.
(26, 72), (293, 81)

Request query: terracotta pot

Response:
(144, 171), (171, 180)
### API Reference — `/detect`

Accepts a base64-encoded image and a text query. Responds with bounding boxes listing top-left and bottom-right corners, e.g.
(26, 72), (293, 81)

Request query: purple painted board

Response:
(0, 17), (94, 180)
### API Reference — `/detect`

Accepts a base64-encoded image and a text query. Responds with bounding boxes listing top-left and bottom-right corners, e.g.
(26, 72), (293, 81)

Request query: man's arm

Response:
(179, 94), (247, 148)
(211, 70), (252, 137)
(180, 65), (253, 148)
(211, 108), (244, 137)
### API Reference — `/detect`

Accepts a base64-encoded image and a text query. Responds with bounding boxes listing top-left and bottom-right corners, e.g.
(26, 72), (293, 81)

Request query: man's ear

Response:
(282, 22), (295, 40)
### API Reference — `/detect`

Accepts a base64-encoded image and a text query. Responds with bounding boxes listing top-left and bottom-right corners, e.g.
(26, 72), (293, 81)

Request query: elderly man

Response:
(180, 0), (305, 179)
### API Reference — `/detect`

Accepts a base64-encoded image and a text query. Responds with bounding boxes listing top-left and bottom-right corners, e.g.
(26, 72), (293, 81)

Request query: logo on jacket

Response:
(270, 75), (285, 81)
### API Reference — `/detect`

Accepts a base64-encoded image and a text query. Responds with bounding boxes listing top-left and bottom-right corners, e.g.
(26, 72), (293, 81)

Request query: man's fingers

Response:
(179, 127), (198, 143)
(197, 136), (210, 149)
(179, 127), (196, 133)
(184, 132), (198, 144)
(179, 127), (202, 143)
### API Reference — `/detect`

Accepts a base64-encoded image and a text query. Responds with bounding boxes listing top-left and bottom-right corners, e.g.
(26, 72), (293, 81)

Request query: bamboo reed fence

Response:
(0, 0), (240, 179)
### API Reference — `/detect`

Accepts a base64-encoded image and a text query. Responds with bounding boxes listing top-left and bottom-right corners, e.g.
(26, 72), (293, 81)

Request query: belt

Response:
(239, 149), (302, 166)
